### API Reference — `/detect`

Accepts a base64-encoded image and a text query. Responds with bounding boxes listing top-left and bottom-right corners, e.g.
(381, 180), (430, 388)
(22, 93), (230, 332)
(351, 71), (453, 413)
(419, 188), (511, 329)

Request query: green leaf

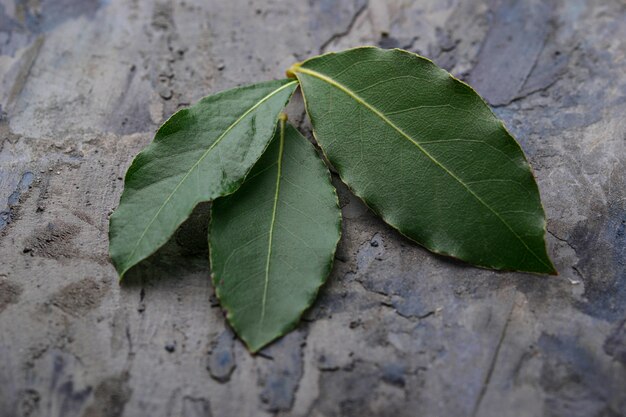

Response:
(209, 117), (341, 352)
(289, 47), (556, 274)
(109, 79), (298, 278)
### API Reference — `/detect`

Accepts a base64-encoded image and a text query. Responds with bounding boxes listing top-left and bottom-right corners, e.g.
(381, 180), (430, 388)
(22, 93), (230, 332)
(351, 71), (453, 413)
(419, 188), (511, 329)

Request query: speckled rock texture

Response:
(0, 1), (624, 416)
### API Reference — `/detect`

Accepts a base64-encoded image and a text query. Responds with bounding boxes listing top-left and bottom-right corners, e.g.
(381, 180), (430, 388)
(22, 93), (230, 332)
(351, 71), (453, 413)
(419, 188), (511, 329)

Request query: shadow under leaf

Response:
(121, 202), (211, 288)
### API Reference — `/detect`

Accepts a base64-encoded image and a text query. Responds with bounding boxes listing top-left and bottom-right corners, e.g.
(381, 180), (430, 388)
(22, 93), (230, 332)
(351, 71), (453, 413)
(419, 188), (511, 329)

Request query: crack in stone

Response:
(471, 300), (516, 417)
(319, 3), (368, 54)
(547, 229), (577, 254)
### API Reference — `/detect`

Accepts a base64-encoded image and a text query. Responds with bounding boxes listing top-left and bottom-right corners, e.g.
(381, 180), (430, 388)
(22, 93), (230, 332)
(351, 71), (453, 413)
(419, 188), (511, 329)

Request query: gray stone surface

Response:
(0, 0), (624, 416)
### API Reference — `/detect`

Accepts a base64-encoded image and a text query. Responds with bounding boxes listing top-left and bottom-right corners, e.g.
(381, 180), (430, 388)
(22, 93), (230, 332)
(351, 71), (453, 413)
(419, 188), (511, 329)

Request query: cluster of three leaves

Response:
(109, 47), (556, 352)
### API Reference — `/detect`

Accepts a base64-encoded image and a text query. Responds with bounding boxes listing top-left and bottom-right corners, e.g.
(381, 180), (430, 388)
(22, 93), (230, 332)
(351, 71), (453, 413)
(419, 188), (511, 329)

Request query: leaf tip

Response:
(248, 345), (262, 355)
(114, 264), (129, 283)
(530, 259), (558, 276)
(240, 334), (267, 354)
(539, 249), (558, 276)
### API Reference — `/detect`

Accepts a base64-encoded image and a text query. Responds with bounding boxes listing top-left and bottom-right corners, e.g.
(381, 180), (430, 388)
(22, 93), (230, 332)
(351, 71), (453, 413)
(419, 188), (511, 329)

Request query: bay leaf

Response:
(109, 79), (298, 278)
(209, 117), (341, 352)
(288, 47), (556, 274)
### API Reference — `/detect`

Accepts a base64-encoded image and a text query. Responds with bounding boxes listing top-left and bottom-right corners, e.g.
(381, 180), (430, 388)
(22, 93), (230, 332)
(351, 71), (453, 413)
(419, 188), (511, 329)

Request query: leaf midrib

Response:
(259, 119), (286, 333)
(294, 67), (551, 271)
(122, 80), (298, 274)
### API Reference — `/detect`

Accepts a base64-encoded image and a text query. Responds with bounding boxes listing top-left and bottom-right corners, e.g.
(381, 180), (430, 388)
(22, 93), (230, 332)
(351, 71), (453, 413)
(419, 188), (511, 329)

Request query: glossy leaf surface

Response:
(110, 79), (298, 277)
(290, 47), (555, 274)
(210, 119), (341, 352)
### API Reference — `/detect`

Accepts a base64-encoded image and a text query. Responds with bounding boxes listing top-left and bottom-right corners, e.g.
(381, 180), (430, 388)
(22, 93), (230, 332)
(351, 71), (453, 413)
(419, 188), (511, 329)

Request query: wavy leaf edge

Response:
(209, 117), (342, 352)
(110, 79), (298, 279)
(288, 46), (556, 275)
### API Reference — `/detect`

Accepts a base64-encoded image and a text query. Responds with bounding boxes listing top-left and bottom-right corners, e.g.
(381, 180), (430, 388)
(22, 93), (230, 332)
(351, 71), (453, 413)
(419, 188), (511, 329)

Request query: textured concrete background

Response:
(0, 0), (625, 416)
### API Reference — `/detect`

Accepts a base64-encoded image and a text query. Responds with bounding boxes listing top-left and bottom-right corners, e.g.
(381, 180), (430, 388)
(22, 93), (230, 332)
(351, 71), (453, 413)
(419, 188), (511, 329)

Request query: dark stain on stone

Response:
(23, 221), (80, 259)
(316, 353), (341, 371)
(15, 0), (105, 34)
(206, 328), (236, 383)
(431, 28), (458, 71)
(356, 233), (385, 271)
(17, 388), (40, 417)
(604, 319), (626, 366)
(350, 233), (437, 318)
(182, 396), (213, 417)
(50, 277), (109, 316)
(7, 172), (34, 205)
(311, 361), (406, 417)
(573, 205), (626, 321)
(34, 351), (94, 417)
(378, 33), (400, 49)
(0, 7), (31, 57)
(0, 171), (34, 232)
(58, 379), (93, 417)
(151, 2), (174, 31)
(109, 59), (155, 135)
(258, 331), (305, 413)
(83, 372), (132, 417)
(538, 333), (621, 417)
(0, 3), (21, 37)
(468, 0), (556, 106)
(381, 362), (406, 387)
(0, 279), (22, 313)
